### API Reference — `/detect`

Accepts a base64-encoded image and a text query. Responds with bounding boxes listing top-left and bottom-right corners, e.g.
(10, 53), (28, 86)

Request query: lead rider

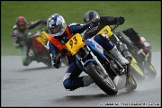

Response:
(47, 13), (128, 91)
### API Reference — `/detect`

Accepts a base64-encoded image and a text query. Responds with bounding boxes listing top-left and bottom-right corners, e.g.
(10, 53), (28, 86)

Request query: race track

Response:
(1, 52), (161, 107)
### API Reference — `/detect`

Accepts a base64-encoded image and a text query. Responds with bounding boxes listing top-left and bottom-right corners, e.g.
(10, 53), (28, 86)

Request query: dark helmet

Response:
(16, 16), (27, 32)
(84, 10), (100, 23)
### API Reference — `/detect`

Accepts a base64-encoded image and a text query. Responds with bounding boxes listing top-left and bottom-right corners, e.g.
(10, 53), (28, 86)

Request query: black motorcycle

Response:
(110, 24), (157, 80)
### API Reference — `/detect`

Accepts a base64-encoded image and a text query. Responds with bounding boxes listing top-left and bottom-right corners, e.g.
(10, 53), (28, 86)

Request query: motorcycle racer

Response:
(11, 16), (47, 66)
(47, 13), (128, 91)
(83, 10), (149, 54)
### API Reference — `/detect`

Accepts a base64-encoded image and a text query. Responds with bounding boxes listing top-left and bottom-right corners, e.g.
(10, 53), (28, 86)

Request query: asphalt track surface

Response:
(1, 52), (161, 107)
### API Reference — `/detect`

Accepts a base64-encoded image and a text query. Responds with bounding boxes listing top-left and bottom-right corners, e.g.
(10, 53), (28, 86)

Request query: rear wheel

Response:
(85, 62), (118, 95)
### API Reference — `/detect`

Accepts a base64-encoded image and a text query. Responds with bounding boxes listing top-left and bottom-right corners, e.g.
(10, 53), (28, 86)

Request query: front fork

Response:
(76, 46), (109, 77)
(87, 46), (109, 77)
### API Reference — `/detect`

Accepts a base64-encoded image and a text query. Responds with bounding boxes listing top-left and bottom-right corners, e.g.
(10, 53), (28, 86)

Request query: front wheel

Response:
(85, 62), (118, 95)
(144, 63), (157, 78)
(129, 57), (145, 80)
(125, 73), (137, 92)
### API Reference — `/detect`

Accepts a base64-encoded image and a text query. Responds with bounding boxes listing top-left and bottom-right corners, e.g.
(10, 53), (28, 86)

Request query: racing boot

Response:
(109, 46), (129, 65)
(82, 76), (94, 86)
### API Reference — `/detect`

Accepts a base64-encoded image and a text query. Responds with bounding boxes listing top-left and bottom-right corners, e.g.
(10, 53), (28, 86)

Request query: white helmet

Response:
(47, 13), (66, 37)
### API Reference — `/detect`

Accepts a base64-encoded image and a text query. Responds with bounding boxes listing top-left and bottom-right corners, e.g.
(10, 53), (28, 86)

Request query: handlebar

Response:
(111, 21), (120, 32)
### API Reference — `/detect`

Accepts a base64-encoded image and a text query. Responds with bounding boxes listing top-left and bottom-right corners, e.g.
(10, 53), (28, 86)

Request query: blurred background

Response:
(1, 1), (161, 55)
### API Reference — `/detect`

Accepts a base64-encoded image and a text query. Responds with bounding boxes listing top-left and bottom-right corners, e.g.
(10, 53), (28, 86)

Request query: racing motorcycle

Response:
(26, 26), (52, 67)
(83, 23), (145, 80)
(59, 26), (137, 95)
(106, 24), (157, 80)
(115, 32), (156, 79)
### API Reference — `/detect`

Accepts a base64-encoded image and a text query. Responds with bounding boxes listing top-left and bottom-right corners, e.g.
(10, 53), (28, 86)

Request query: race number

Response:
(97, 25), (113, 37)
(65, 33), (85, 55)
(36, 31), (49, 45)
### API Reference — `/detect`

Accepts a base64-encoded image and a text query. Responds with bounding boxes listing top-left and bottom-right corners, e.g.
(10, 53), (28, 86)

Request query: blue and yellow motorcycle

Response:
(61, 27), (137, 95)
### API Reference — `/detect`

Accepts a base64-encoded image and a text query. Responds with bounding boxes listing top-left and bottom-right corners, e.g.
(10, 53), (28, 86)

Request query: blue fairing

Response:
(76, 58), (97, 73)
(85, 39), (107, 59)
(76, 39), (107, 72)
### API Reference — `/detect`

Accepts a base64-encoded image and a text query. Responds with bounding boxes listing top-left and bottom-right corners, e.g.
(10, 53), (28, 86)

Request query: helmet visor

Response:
(50, 24), (62, 34)
(18, 24), (26, 31)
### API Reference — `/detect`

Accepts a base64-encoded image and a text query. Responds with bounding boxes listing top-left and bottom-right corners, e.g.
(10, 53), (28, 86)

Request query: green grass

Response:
(1, 1), (161, 55)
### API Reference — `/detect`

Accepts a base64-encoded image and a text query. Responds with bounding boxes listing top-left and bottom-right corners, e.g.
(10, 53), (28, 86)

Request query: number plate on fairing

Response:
(65, 33), (85, 55)
(97, 25), (113, 37)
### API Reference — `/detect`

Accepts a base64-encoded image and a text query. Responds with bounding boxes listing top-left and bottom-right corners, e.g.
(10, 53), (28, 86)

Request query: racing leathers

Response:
(84, 16), (148, 54)
(48, 23), (128, 91)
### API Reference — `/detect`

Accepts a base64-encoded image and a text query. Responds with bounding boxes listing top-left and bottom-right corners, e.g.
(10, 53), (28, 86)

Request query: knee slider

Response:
(63, 78), (73, 89)
(23, 62), (29, 66)
(23, 58), (29, 66)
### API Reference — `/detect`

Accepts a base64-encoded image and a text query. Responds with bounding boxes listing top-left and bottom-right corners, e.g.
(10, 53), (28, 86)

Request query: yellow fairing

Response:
(65, 33), (85, 55)
(97, 25), (113, 37)
(131, 57), (144, 76)
(150, 65), (155, 72)
(36, 31), (49, 45)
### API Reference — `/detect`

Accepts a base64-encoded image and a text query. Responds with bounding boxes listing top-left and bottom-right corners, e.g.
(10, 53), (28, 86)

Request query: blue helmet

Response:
(47, 13), (66, 37)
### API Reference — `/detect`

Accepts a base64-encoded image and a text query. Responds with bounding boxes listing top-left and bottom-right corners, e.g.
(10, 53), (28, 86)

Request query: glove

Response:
(116, 16), (125, 25)
(91, 18), (99, 27)
(61, 48), (69, 56)
(41, 19), (47, 25)
(53, 62), (61, 68)
(52, 55), (61, 68)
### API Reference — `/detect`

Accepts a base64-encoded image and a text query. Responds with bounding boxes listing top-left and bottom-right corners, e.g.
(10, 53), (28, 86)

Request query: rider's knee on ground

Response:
(23, 61), (30, 66)
(63, 78), (74, 90)
(63, 78), (84, 90)
(22, 58), (30, 66)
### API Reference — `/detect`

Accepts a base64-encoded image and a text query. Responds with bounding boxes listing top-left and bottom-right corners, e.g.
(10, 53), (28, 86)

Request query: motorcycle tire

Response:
(145, 63), (157, 78)
(129, 66), (145, 80)
(85, 62), (118, 95)
(125, 73), (137, 92)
